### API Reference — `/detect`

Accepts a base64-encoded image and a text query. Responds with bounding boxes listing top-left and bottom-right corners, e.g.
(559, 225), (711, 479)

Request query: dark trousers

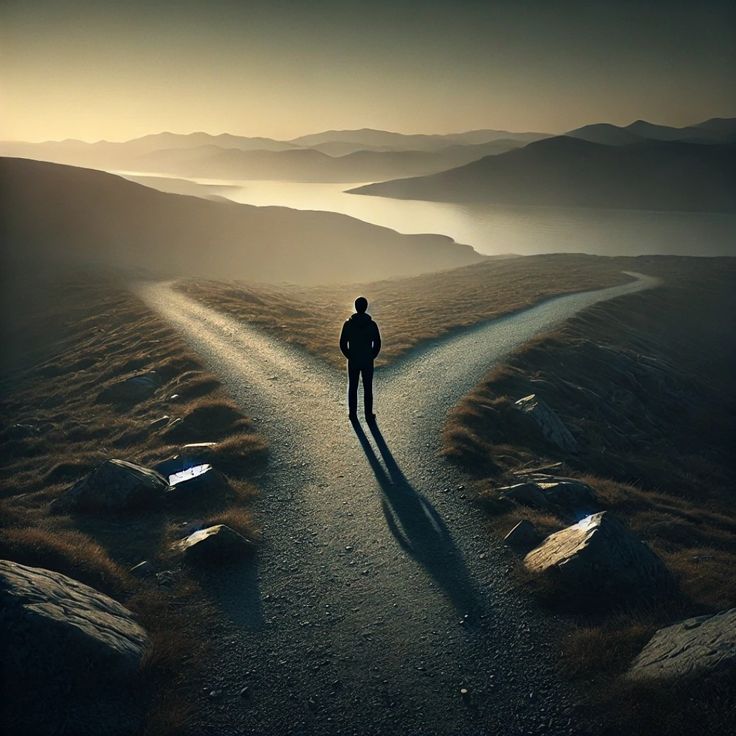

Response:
(348, 362), (374, 416)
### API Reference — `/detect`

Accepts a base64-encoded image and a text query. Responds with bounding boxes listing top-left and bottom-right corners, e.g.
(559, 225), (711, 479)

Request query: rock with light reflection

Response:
(165, 463), (232, 506)
(173, 524), (255, 563)
(524, 511), (673, 601)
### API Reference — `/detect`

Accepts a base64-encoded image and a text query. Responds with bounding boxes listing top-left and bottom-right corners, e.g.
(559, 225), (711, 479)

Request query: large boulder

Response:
(51, 459), (169, 513)
(524, 512), (673, 600)
(627, 609), (736, 683)
(173, 524), (255, 563)
(513, 394), (578, 453)
(97, 371), (161, 405)
(0, 560), (148, 735)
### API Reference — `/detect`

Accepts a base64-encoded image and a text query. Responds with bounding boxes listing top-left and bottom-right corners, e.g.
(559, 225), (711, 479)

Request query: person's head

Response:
(354, 296), (368, 314)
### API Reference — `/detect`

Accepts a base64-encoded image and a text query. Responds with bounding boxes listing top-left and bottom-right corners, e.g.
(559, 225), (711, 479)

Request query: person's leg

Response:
(347, 363), (359, 417)
(362, 363), (374, 416)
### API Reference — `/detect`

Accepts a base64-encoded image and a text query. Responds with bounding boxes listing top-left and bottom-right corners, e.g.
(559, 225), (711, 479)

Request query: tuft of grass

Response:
(0, 526), (133, 598)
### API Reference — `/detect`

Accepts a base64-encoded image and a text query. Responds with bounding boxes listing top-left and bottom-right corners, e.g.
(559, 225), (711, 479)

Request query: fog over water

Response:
(121, 173), (736, 258)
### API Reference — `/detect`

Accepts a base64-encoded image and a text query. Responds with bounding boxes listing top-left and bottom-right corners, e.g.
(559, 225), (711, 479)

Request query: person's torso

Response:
(345, 314), (376, 363)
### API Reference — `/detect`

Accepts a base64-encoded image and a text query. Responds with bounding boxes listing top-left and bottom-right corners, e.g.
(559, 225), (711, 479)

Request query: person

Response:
(339, 296), (381, 421)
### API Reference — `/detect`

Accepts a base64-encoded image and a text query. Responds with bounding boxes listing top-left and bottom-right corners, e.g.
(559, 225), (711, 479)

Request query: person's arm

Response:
(372, 323), (382, 359)
(339, 321), (350, 359)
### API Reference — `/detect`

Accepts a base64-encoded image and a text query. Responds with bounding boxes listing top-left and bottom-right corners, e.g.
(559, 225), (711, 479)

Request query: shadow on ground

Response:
(351, 418), (481, 617)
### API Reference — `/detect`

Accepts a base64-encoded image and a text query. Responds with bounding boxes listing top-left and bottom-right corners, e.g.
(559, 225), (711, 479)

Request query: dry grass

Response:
(442, 256), (736, 733)
(0, 275), (267, 734)
(176, 253), (631, 368)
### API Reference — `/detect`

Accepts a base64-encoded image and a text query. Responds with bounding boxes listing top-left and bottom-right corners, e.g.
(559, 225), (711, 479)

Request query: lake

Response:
(120, 173), (736, 258)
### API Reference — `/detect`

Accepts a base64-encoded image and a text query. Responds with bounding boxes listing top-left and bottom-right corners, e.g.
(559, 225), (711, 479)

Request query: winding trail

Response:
(138, 272), (659, 736)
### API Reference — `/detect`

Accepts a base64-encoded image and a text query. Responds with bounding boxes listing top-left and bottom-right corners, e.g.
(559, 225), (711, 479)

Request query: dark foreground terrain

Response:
(444, 256), (736, 734)
(0, 277), (267, 734)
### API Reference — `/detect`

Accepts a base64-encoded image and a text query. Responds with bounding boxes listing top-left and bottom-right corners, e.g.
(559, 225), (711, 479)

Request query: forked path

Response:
(138, 273), (658, 736)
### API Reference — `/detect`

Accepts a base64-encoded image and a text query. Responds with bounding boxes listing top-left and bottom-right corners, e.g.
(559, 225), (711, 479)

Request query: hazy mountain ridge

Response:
(568, 117), (736, 146)
(1, 119), (731, 186)
(348, 136), (736, 213)
(0, 158), (483, 283)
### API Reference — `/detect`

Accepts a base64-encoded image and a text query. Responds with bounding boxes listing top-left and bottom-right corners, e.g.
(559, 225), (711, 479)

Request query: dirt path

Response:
(137, 273), (658, 736)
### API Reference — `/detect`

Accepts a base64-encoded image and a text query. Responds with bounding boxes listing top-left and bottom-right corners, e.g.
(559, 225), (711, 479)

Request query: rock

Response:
(524, 512), (673, 601)
(0, 560), (148, 735)
(504, 520), (542, 551)
(499, 482), (550, 509)
(50, 459), (169, 513)
(513, 394), (578, 453)
(537, 479), (597, 510)
(627, 609), (736, 683)
(499, 477), (598, 516)
(173, 524), (255, 563)
(165, 464), (232, 506)
(97, 371), (161, 404)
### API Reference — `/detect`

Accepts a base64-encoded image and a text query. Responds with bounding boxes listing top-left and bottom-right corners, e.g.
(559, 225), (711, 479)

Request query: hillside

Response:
(349, 137), (736, 212)
(0, 158), (482, 283)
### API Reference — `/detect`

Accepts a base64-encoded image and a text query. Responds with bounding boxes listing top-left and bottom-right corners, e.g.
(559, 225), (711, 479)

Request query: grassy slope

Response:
(177, 254), (631, 369)
(442, 256), (736, 735)
(0, 279), (267, 735)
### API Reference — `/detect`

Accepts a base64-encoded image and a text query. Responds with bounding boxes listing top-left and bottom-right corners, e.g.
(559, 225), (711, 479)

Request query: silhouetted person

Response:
(340, 296), (381, 421)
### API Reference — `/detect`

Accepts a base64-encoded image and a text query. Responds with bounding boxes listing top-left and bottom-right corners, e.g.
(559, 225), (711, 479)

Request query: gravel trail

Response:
(137, 272), (658, 736)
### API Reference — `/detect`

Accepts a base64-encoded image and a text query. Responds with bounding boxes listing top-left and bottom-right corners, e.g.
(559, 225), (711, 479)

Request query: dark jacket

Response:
(340, 312), (381, 366)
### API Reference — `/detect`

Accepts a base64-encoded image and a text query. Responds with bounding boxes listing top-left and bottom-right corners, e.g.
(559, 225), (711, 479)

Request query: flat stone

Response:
(50, 459), (169, 513)
(628, 608), (736, 682)
(173, 524), (255, 563)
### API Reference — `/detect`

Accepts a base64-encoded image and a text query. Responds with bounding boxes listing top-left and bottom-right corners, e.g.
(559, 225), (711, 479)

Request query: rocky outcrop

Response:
(504, 520), (541, 552)
(173, 524), (255, 563)
(513, 394), (578, 453)
(524, 512), (672, 600)
(97, 371), (161, 404)
(627, 609), (736, 682)
(51, 458), (169, 513)
(0, 559), (148, 735)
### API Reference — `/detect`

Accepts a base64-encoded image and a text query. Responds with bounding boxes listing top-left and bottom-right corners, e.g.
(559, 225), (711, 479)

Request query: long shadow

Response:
(351, 418), (481, 617)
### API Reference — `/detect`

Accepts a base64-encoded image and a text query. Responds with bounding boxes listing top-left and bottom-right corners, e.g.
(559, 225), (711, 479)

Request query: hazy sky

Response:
(1, 0), (734, 141)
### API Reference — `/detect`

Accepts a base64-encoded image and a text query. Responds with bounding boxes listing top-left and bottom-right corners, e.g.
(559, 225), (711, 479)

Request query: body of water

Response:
(121, 173), (736, 258)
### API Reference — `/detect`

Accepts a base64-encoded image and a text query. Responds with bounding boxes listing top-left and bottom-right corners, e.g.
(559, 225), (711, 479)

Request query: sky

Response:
(1, 0), (734, 141)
